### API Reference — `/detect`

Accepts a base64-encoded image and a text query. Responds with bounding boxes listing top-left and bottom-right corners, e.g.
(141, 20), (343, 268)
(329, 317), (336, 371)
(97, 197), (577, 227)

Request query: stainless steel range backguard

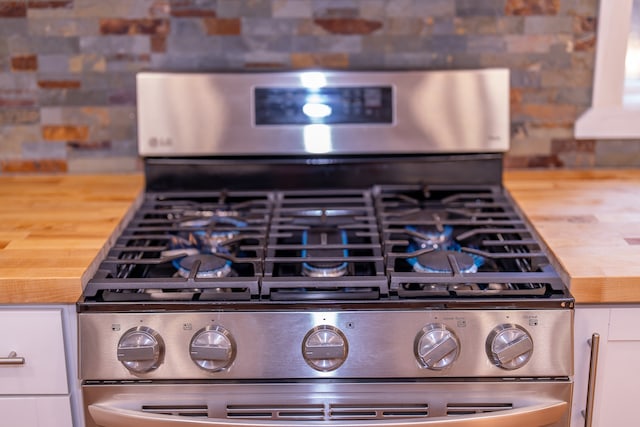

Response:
(136, 68), (510, 157)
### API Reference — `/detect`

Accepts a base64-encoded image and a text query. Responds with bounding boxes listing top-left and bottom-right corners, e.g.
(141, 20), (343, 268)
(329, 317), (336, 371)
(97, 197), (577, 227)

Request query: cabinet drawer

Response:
(608, 308), (640, 341)
(0, 309), (68, 395)
(0, 395), (73, 427)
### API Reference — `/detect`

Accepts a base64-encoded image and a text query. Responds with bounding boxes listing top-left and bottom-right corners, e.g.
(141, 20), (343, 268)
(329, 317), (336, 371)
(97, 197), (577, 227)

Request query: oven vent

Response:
(142, 404), (209, 417)
(226, 403), (429, 420)
(330, 403), (429, 419)
(227, 404), (325, 420)
(446, 402), (513, 416)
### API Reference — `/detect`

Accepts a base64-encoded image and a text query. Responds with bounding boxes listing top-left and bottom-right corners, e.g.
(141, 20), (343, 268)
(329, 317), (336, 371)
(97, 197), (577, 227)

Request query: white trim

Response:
(575, 106), (640, 138)
(575, 0), (640, 139)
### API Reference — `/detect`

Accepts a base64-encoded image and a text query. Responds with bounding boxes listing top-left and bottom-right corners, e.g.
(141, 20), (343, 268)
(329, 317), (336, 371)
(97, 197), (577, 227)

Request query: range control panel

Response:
(79, 309), (572, 381)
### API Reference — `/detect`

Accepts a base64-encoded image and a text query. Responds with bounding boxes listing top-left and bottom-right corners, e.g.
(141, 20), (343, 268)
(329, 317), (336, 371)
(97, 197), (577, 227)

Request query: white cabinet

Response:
(0, 396), (73, 426)
(0, 308), (74, 427)
(572, 305), (640, 426)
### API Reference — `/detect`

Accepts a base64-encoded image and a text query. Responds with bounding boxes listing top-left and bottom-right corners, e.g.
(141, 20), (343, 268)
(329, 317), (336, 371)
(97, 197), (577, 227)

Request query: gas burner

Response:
(160, 247), (200, 258)
(302, 262), (348, 278)
(405, 225), (453, 249)
(174, 254), (232, 279)
(301, 228), (349, 278)
(163, 229), (242, 259)
(178, 215), (248, 249)
(179, 214), (247, 229)
(411, 250), (480, 274)
(167, 205), (242, 221)
(292, 209), (360, 227)
(161, 235), (201, 258)
(193, 230), (239, 252)
(396, 210), (453, 249)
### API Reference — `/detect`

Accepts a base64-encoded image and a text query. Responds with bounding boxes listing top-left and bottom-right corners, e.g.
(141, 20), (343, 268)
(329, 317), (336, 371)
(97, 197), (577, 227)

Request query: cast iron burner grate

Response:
(82, 185), (566, 304)
(84, 191), (271, 302)
(262, 189), (387, 300)
(375, 185), (561, 298)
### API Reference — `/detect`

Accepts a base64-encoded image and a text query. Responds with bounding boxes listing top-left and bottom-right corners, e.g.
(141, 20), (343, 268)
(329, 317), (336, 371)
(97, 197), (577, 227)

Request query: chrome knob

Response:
(189, 325), (236, 372)
(302, 325), (348, 372)
(415, 323), (460, 370)
(117, 326), (164, 373)
(487, 324), (534, 370)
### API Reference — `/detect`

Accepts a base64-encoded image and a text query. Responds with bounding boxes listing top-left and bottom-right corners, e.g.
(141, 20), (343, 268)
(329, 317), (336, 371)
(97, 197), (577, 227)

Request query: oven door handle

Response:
(89, 401), (567, 427)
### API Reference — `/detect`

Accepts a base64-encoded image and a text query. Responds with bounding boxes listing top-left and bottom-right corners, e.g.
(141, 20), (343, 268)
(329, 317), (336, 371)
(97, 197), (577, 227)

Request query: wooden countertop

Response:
(1, 170), (639, 304)
(504, 169), (640, 304)
(0, 174), (144, 304)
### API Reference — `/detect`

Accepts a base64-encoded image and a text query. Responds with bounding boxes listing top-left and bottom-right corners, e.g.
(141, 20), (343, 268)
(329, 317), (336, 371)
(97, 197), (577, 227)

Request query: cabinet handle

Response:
(0, 351), (25, 365)
(583, 333), (600, 427)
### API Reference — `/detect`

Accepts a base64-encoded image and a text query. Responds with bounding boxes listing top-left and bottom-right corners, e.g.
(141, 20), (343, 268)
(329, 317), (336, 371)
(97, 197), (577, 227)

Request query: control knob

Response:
(486, 324), (534, 370)
(190, 325), (236, 372)
(117, 326), (164, 373)
(414, 323), (460, 370)
(302, 325), (348, 372)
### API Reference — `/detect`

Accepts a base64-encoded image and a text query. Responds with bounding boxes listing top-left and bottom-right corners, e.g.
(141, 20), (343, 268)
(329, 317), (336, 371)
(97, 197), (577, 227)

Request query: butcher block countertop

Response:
(504, 169), (640, 304)
(0, 174), (144, 304)
(1, 170), (639, 304)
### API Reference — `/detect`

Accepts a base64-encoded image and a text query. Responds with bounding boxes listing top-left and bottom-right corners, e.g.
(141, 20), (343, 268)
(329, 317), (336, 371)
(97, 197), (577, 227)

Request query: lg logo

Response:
(148, 137), (173, 148)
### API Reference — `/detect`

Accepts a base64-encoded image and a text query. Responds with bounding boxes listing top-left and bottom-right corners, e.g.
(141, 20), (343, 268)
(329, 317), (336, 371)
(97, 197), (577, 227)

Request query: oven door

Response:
(83, 381), (572, 427)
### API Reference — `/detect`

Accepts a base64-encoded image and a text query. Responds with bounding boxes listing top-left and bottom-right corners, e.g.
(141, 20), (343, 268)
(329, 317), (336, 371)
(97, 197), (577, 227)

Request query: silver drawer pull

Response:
(0, 351), (26, 366)
(583, 333), (600, 427)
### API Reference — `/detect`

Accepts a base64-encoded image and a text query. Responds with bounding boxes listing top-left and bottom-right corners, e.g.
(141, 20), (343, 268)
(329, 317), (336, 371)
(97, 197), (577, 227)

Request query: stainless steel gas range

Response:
(78, 68), (574, 427)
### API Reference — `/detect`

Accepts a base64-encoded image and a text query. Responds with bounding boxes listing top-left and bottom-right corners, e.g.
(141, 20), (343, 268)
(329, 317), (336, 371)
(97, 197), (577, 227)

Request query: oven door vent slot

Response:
(129, 402), (507, 421)
(330, 404), (429, 419)
(446, 402), (513, 416)
(226, 403), (429, 420)
(227, 404), (325, 420)
(141, 404), (209, 417)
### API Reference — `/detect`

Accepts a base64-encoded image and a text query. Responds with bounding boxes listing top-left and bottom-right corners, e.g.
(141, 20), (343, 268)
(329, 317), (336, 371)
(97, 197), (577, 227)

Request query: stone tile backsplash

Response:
(0, 0), (637, 174)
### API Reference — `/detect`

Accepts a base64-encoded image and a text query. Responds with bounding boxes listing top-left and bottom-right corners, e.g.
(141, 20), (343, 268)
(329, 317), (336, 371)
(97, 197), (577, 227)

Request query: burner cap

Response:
(413, 250), (478, 274)
(174, 254), (232, 279)
(302, 261), (349, 278)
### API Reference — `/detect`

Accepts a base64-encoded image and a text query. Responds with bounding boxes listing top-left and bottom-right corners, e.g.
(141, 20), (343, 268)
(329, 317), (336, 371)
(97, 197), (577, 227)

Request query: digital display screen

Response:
(254, 86), (393, 125)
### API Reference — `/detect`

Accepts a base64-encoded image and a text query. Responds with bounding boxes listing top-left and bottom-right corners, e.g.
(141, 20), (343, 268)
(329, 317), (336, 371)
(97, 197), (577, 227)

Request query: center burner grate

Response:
(262, 189), (387, 300)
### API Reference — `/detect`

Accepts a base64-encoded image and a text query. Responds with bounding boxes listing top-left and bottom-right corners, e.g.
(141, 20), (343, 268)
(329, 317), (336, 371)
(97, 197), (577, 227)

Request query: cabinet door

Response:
(571, 307), (609, 427)
(594, 308), (640, 425)
(0, 309), (68, 394)
(572, 306), (640, 426)
(0, 396), (73, 427)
